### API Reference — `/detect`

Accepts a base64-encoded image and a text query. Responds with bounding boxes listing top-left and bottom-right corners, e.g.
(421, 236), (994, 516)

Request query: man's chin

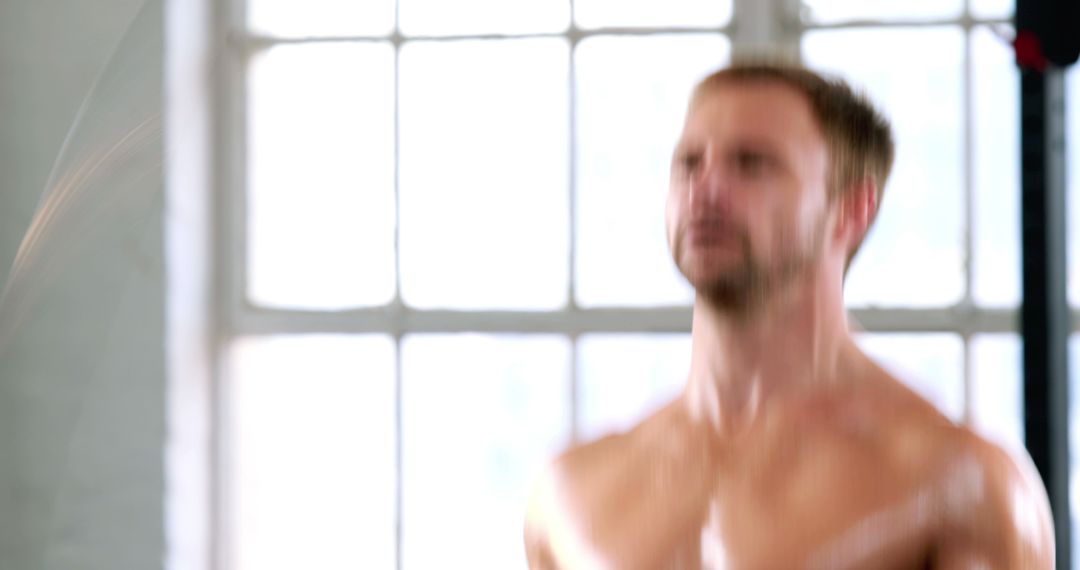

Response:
(676, 259), (771, 309)
(679, 263), (749, 290)
(696, 282), (761, 313)
(683, 270), (749, 297)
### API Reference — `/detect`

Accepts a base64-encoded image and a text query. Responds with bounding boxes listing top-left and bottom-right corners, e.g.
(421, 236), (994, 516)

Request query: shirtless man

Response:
(523, 63), (1056, 569)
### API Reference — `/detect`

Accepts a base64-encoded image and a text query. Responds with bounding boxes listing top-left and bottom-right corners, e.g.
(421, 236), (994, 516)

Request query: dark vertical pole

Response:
(1020, 62), (1070, 570)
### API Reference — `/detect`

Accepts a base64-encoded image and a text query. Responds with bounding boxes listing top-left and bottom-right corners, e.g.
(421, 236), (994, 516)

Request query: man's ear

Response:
(835, 178), (878, 249)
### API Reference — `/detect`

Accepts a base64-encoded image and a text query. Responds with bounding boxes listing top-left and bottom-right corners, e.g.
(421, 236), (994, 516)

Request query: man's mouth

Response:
(686, 221), (738, 247)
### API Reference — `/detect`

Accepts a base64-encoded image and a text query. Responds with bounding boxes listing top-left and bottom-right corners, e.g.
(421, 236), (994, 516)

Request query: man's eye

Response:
(736, 151), (768, 173)
(677, 154), (702, 173)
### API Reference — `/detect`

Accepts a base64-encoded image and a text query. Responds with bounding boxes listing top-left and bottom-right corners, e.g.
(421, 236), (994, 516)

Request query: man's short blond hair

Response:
(690, 61), (896, 267)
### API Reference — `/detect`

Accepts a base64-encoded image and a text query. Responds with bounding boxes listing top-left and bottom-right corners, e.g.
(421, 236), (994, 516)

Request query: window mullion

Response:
(731, 0), (799, 59)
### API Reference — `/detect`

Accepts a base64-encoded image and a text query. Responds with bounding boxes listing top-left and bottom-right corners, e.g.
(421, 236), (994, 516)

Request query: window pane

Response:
(856, 333), (964, 421)
(247, 43), (395, 310)
(400, 0), (569, 36)
(577, 334), (691, 441)
(402, 334), (570, 570)
(399, 39), (569, 310)
(575, 34), (729, 307)
(228, 335), (396, 570)
(804, 28), (965, 307)
(972, 26), (1021, 307)
(247, 0), (394, 38)
(574, 0), (732, 29)
(970, 334), (1024, 450)
(802, 0), (962, 23)
(970, 0), (1012, 20)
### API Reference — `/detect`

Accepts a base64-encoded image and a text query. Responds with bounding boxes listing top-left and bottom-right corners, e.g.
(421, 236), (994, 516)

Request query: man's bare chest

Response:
(692, 459), (937, 569)
(561, 423), (941, 569)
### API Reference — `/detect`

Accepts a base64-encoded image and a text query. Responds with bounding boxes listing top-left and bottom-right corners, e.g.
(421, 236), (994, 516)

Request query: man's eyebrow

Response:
(672, 136), (787, 157)
(672, 140), (704, 159)
(727, 137), (782, 151)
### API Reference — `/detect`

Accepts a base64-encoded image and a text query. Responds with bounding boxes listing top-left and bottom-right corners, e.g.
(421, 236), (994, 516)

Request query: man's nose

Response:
(687, 153), (730, 211)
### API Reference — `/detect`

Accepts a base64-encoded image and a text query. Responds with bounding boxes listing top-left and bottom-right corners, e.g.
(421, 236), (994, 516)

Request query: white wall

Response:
(0, 0), (165, 568)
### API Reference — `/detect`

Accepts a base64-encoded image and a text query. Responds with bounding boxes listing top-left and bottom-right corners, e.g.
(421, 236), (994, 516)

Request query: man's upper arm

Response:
(524, 501), (556, 570)
(934, 435), (1055, 569)
(524, 463), (562, 570)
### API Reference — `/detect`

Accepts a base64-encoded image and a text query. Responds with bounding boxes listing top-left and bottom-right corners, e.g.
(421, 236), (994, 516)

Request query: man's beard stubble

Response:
(676, 215), (827, 317)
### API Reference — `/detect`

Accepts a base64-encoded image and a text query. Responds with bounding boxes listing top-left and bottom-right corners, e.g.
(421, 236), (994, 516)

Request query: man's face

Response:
(666, 81), (833, 309)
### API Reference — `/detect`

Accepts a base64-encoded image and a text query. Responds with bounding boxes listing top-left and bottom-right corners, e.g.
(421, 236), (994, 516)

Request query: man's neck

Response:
(683, 267), (858, 438)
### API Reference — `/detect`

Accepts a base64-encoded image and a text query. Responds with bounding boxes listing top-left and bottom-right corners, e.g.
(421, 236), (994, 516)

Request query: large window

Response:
(224, 2), (729, 569)
(216, 0), (1066, 568)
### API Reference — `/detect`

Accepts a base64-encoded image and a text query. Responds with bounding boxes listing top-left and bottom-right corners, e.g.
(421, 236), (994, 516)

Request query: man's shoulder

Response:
(527, 408), (674, 514)
(856, 362), (1054, 566)
(841, 366), (971, 458)
(526, 432), (626, 519)
(928, 421), (1043, 502)
(523, 432), (632, 569)
(805, 377), (1054, 567)
(524, 401), (706, 568)
(523, 402), (691, 560)
(924, 424), (1056, 567)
